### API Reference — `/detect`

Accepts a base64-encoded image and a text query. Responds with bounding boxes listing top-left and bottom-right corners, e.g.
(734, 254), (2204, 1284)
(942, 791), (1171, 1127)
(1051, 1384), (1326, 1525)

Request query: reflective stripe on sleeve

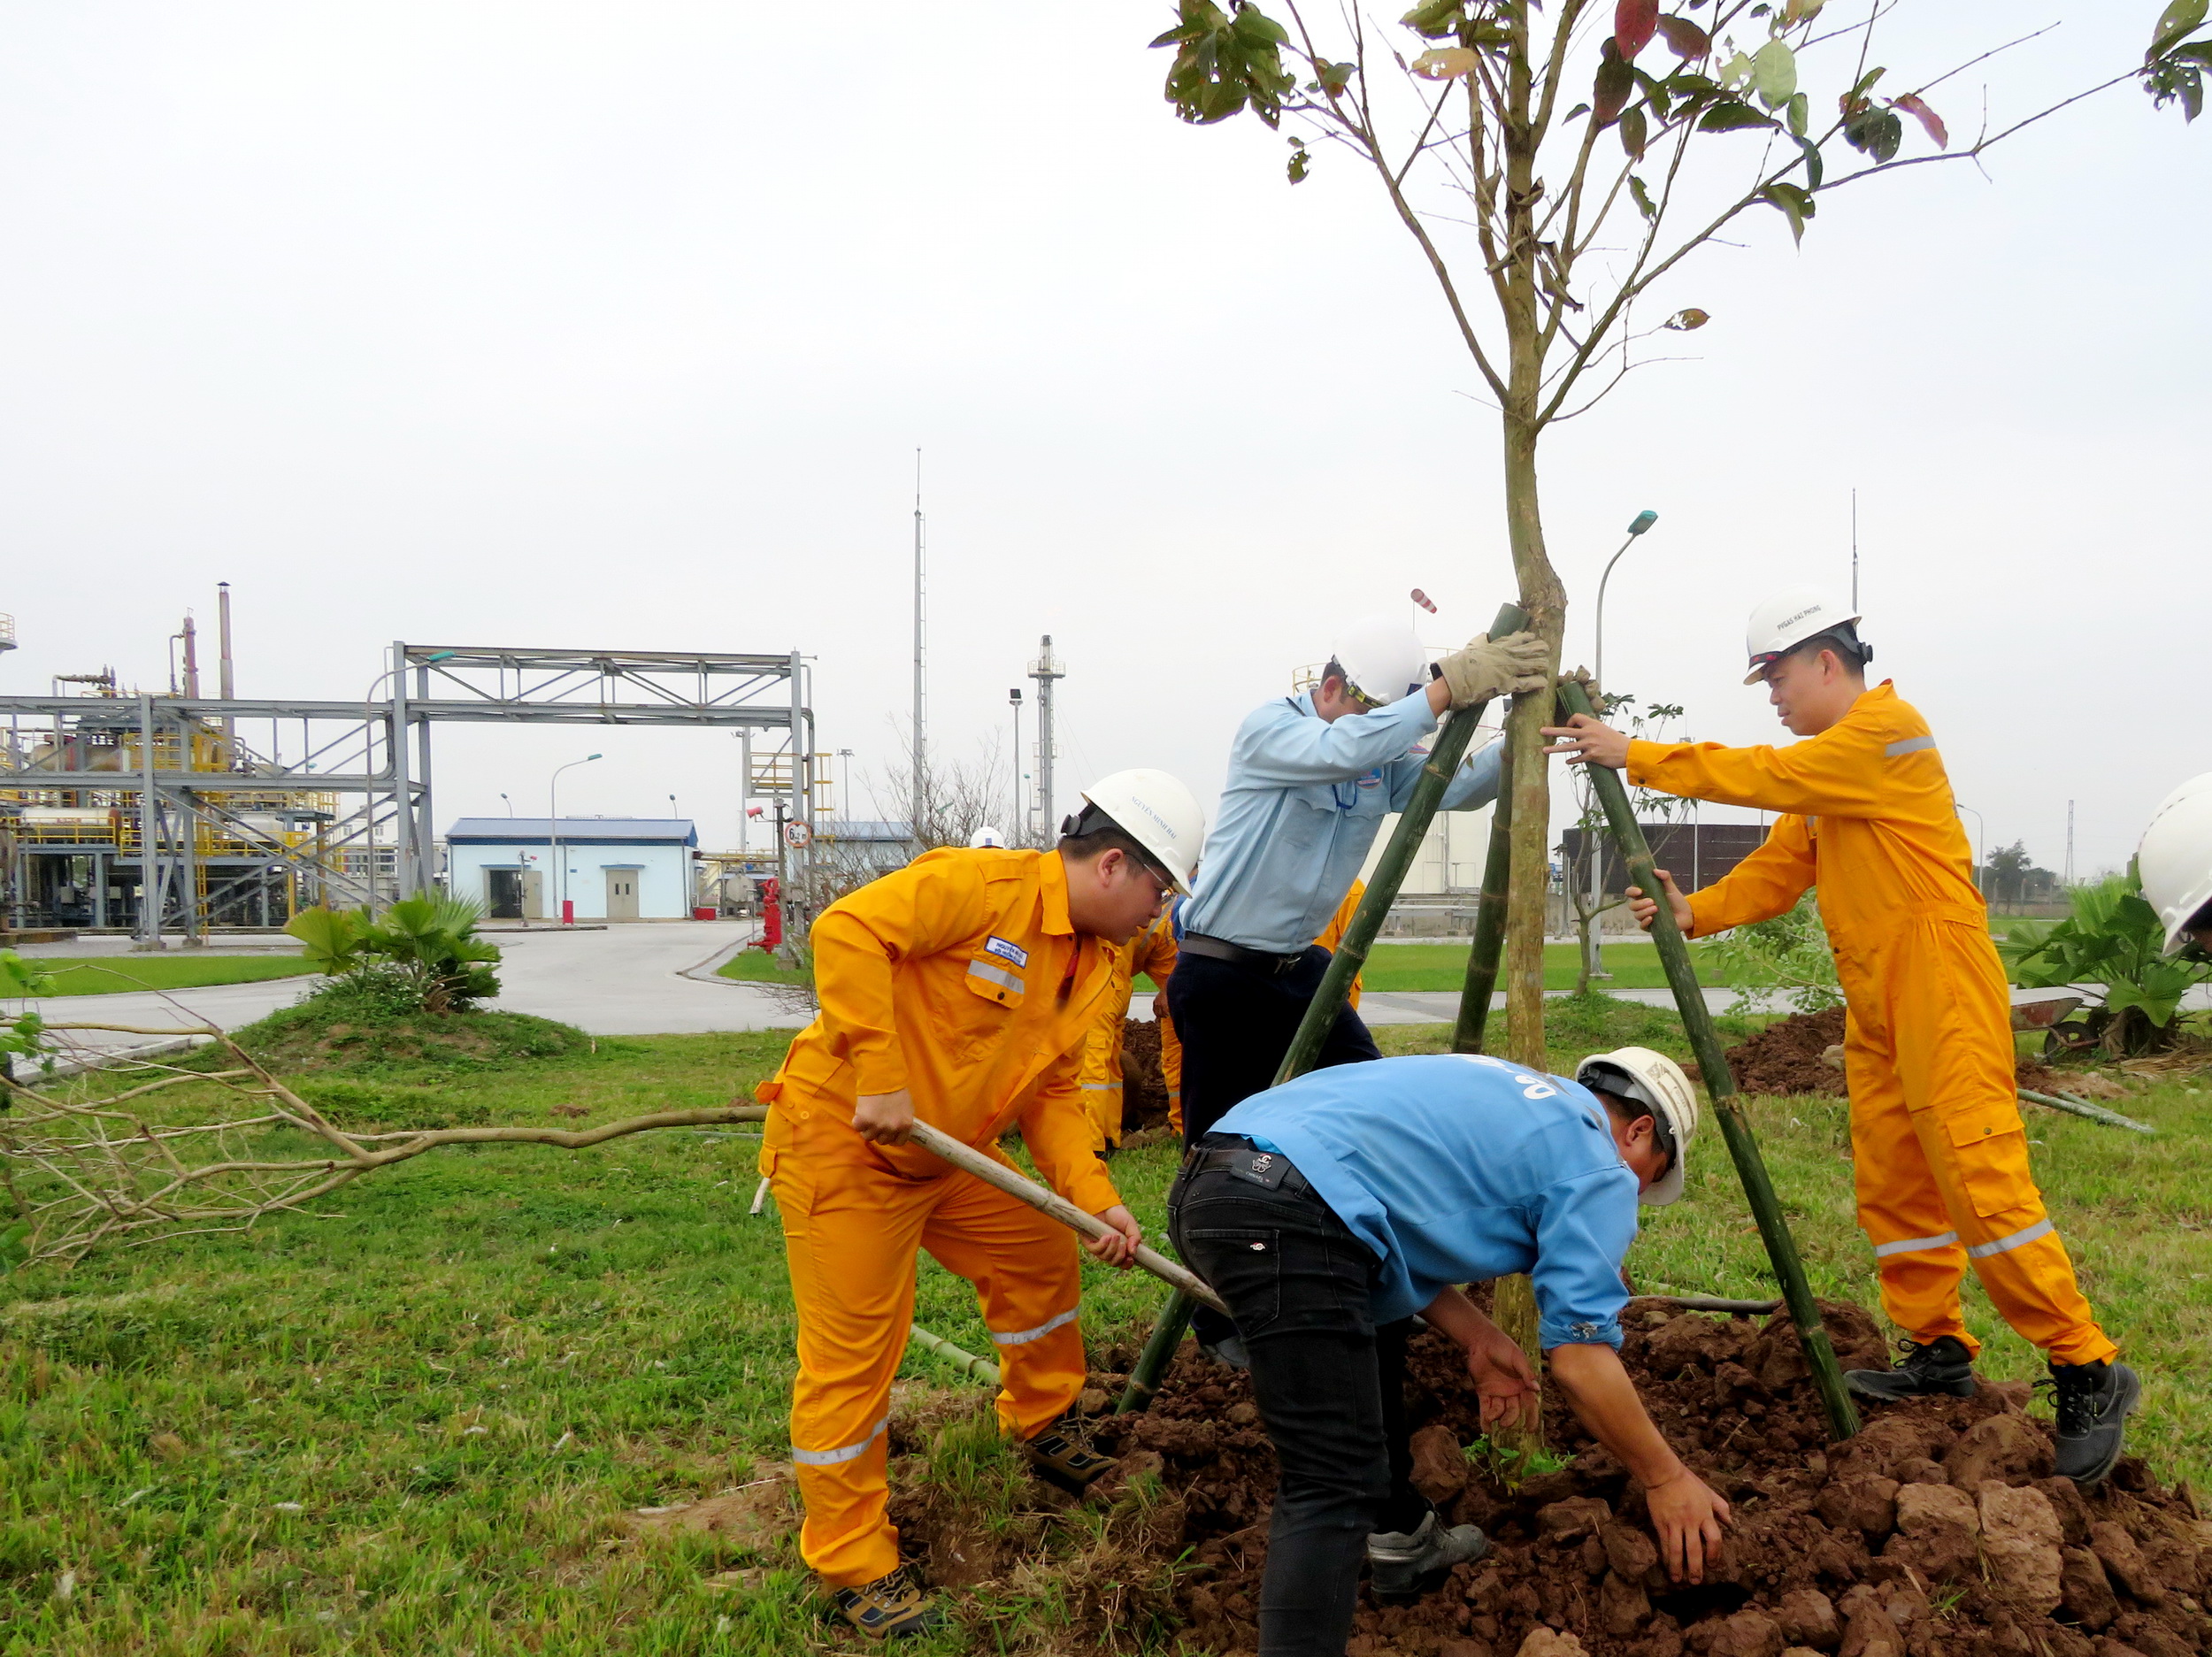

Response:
(966, 960), (1025, 994)
(988, 1306), (1079, 1347)
(1873, 1230), (1959, 1258)
(1885, 735), (1937, 757)
(1967, 1218), (2055, 1260)
(1079, 1083), (1122, 1092)
(791, 1415), (889, 1466)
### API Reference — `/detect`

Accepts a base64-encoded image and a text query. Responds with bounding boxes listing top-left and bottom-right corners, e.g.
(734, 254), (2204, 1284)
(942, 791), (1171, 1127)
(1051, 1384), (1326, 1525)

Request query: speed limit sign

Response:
(783, 821), (812, 849)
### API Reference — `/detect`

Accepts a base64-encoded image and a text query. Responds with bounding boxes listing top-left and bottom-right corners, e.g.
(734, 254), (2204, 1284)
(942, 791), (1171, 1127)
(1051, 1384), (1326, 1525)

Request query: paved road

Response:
(1127, 986), (1777, 1027)
(4, 922), (814, 1060)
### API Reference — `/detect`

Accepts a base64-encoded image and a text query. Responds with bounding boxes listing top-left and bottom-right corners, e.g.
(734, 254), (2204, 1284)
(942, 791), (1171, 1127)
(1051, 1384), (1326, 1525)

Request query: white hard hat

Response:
(2137, 773), (2212, 955)
(1071, 768), (1207, 896)
(1576, 1046), (1700, 1207)
(967, 825), (1006, 848)
(1744, 587), (1864, 685)
(1329, 614), (1432, 707)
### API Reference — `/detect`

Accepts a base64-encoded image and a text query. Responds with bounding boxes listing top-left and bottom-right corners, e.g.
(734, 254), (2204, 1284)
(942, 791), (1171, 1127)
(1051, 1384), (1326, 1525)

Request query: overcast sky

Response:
(0, 4), (2202, 877)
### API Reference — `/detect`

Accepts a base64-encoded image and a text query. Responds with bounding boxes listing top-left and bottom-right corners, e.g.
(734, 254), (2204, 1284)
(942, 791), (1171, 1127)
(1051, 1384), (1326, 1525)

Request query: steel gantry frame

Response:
(0, 642), (814, 942)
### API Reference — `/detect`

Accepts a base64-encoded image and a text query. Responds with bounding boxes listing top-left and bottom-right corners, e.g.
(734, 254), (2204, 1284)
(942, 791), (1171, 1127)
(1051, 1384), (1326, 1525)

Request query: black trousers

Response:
(1165, 944), (1382, 1148)
(1171, 1154), (1429, 1657)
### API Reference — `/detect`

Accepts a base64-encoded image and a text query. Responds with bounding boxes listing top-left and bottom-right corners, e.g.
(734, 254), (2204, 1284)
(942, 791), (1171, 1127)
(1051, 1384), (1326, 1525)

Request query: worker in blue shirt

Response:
(1170, 1048), (1731, 1657)
(1169, 614), (1548, 1148)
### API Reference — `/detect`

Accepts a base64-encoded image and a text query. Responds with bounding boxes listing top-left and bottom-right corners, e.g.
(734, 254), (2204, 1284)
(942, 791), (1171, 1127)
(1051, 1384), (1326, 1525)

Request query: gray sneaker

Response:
(2047, 1360), (2140, 1485)
(1367, 1509), (1490, 1603)
(1846, 1334), (1977, 1401)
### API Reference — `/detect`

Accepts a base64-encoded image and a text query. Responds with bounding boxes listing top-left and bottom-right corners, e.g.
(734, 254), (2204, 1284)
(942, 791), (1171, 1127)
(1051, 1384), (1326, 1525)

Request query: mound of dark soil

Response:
(1121, 1018), (1174, 1135)
(1077, 1301), (2212, 1657)
(1724, 1009), (2072, 1100)
(226, 998), (590, 1074)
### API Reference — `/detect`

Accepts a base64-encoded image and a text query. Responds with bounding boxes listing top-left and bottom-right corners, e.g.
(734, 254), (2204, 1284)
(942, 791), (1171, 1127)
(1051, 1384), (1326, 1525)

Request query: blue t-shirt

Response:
(1210, 1053), (1639, 1347)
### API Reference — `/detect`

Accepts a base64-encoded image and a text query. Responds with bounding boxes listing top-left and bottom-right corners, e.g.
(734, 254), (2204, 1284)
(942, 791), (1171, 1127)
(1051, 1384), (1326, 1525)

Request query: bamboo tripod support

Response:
(1116, 605), (1527, 1415)
(1554, 678), (1859, 1440)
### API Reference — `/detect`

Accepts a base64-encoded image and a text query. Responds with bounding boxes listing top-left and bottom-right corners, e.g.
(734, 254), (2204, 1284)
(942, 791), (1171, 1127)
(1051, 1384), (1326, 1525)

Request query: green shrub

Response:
(285, 896), (503, 1014)
(2001, 873), (2212, 1057)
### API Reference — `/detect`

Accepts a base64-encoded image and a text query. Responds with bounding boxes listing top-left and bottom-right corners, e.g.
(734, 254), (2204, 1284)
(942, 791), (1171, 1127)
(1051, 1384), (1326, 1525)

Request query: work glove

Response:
(1556, 664), (1603, 711)
(1436, 631), (1550, 709)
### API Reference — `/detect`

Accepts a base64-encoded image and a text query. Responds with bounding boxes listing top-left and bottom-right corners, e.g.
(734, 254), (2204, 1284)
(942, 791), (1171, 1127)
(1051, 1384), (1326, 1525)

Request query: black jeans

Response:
(1166, 945), (1382, 1147)
(1171, 1152), (1428, 1657)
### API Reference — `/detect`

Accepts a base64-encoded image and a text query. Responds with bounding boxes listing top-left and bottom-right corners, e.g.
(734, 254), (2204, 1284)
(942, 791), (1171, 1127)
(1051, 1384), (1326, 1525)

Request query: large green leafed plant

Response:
(284, 897), (503, 1015)
(2000, 874), (2210, 1057)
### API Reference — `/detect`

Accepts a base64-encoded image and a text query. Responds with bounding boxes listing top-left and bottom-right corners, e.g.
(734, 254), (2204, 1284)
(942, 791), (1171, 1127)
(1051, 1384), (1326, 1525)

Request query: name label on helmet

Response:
(983, 935), (1030, 969)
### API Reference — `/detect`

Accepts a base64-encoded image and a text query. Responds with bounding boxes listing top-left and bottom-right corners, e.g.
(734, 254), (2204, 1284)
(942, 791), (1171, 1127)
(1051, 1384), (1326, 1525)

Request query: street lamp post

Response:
(1586, 510), (1659, 983)
(837, 748), (854, 827)
(1008, 688), (1024, 843)
(549, 754), (602, 924)
(1956, 803), (1987, 893)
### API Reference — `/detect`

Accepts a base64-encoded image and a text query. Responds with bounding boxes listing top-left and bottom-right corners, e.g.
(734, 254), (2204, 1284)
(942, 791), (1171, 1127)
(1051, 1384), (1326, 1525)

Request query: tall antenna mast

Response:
(1850, 488), (1859, 611)
(912, 449), (926, 839)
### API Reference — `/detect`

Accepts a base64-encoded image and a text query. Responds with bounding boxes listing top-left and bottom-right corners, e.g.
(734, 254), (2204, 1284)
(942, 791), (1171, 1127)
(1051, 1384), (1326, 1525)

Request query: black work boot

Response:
(831, 1568), (942, 1639)
(2047, 1359), (2140, 1485)
(1845, 1335), (1978, 1401)
(1367, 1510), (1491, 1604)
(1024, 1416), (1115, 1494)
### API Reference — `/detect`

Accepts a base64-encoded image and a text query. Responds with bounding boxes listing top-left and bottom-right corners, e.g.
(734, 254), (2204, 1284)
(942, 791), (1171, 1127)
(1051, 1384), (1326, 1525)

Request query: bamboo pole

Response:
(907, 1323), (1002, 1389)
(904, 1120), (1228, 1315)
(1116, 603), (1527, 1414)
(1554, 679), (1859, 1440)
(1451, 741), (1514, 1054)
(2019, 1088), (2154, 1135)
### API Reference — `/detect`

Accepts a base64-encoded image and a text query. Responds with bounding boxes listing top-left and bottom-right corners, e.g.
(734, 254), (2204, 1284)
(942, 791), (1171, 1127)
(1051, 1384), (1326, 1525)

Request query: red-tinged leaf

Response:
(1655, 15), (1711, 58)
(1615, 0), (1659, 60)
(1893, 92), (1948, 150)
(1594, 42), (1634, 124)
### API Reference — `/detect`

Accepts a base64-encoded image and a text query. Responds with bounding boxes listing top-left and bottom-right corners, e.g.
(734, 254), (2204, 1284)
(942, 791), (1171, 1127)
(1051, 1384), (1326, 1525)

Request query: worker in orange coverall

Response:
(1074, 908), (1179, 1155)
(1154, 881), (1367, 1138)
(757, 768), (1207, 1638)
(1543, 587), (2137, 1485)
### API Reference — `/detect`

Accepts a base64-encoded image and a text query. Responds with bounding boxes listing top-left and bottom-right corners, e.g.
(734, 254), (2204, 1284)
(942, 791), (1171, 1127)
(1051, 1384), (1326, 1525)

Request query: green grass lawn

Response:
(713, 950), (810, 988)
(11, 955), (322, 998)
(4, 1004), (2208, 1653)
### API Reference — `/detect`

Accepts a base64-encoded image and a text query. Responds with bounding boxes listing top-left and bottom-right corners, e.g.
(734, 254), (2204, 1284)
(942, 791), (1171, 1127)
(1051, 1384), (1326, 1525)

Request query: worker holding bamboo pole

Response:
(1171, 1049), (1724, 1657)
(1168, 615), (1546, 1144)
(755, 769), (1206, 1639)
(1542, 587), (2137, 1484)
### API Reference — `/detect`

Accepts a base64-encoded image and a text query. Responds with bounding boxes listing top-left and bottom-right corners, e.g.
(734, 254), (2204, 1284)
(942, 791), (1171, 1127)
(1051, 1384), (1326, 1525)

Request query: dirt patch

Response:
(1068, 1300), (2212, 1657)
(1120, 1018), (1174, 1136)
(1723, 1009), (2073, 1100)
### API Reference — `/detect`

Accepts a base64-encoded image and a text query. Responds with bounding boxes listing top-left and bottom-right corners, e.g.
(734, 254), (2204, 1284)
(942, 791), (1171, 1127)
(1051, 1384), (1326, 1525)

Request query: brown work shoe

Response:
(1024, 1418), (1114, 1494)
(830, 1568), (941, 1639)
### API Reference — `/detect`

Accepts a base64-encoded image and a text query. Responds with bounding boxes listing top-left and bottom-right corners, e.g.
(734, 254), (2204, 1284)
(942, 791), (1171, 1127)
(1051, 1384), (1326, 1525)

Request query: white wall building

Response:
(445, 817), (698, 921)
(1356, 803), (1496, 896)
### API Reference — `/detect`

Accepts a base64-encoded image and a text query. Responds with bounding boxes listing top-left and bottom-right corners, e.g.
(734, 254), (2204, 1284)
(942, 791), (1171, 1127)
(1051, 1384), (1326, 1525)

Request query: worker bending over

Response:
(1171, 1049), (1727, 1657)
(757, 769), (1207, 1638)
(1170, 614), (1546, 1144)
(2137, 773), (2212, 958)
(1544, 588), (2136, 1484)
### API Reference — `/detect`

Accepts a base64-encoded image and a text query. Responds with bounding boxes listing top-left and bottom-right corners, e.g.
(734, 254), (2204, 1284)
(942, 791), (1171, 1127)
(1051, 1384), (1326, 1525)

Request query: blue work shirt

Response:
(1211, 1054), (1639, 1346)
(1181, 692), (1502, 954)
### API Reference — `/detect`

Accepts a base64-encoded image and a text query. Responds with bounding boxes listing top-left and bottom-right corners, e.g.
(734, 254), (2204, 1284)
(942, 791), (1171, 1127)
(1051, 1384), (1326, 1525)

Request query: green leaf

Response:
(1400, 0), (1467, 40)
(1759, 181), (1814, 244)
(1841, 106), (1903, 160)
(1717, 50), (1755, 90)
(1786, 90), (1809, 136)
(1791, 133), (1824, 188)
(2151, 0), (2210, 58)
(1594, 42), (1635, 124)
(1232, 5), (1290, 47)
(1288, 141), (1311, 182)
(1620, 104), (1648, 158)
(1847, 65), (1887, 102)
(1629, 173), (1657, 220)
(1698, 99), (1776, 132)
(1751, 40), (1797, 108)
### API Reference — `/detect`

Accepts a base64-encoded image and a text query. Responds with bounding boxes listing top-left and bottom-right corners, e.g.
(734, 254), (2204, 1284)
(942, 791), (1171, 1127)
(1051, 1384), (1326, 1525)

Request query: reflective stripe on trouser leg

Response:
(1079, 1079), (1123, 1153)
(1846, 1007), (1977, 1354)
(772, 1122), (941, 1588)
(922, 1166), (1089, 1440)
(1882, 921), (2117, 1368)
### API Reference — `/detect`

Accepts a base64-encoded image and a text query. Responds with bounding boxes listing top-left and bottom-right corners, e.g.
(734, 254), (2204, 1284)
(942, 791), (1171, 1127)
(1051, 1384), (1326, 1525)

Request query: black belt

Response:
(1179, 932), (1306, 976)
(1179, 1136), (1312, 1196)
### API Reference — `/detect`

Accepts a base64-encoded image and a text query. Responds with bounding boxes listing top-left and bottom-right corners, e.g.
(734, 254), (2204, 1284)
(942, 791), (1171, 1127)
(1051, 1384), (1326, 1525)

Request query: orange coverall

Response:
(1076, 911), (1179, 1153)
(1162, 882), (1364, 1135)
(757, 847), (1124, 1586)
(1628, 682), (2115, 1367)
